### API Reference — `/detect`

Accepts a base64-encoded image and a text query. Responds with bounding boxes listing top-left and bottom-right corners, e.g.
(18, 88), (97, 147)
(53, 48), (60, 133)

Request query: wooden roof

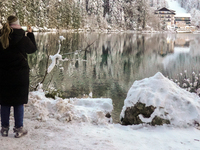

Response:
(158, 7), (171, 11)
(155, 7), (176, 15)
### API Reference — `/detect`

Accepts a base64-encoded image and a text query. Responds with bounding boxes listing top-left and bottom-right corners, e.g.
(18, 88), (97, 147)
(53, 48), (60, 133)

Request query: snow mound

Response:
(25, 91), (113, 125)
(120, 72), (200, 127)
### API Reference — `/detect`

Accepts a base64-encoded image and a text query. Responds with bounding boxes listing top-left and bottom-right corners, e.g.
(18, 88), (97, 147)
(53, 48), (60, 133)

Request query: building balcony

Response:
(160, 16), (172, 18)
(175, 19), (190, 21)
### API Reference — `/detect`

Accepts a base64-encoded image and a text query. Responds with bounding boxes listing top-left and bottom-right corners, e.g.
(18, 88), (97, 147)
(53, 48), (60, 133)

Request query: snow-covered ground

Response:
(1, 118), (200, 150)
(1, 72), (200, 150)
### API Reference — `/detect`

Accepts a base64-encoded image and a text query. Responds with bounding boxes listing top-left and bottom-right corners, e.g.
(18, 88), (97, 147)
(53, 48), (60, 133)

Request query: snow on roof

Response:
(175, 13), (191, 17)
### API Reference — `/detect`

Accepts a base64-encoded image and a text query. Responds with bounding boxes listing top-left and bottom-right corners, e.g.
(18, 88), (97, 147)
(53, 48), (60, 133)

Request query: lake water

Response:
(29, 32), (200, 122)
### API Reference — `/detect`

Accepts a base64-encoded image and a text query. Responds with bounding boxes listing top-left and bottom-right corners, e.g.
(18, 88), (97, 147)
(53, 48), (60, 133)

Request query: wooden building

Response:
(155, 7), (176, 28)
(174, 13), (191, 28)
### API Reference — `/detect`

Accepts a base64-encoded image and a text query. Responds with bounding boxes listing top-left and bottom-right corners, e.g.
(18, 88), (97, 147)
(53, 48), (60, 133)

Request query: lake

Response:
(29, 32), (200, 122)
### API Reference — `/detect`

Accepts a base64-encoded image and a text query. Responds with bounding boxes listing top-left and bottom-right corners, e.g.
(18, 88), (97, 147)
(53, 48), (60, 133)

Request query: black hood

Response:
(9, 29), (25, 46)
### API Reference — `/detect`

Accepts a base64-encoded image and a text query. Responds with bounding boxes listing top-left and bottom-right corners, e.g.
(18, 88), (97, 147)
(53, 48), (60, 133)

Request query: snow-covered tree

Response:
(72, 3), (81, 29)
(60, 0), (72, 28)
(190, 8), (200, 26)
(136, 0), (150, 29)
(109, 0), (125, 28)
(149, 0), (167, 9)
(176, 0), (200, 26)
(123, 1), (138, 30)
(0, 0), (13, 24)
(177, 0), (200, 12)
(0, 0), (170, 31)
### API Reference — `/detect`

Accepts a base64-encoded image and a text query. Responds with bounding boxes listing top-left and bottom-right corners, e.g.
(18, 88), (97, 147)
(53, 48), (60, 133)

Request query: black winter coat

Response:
(0, 29), (37, 106)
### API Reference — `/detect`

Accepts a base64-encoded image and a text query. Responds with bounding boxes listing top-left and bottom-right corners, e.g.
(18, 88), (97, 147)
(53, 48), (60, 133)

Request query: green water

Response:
(28, 32), (200, 122)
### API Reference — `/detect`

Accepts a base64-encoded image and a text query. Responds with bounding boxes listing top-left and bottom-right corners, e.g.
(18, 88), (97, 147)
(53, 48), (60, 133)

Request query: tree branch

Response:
(34, 48), (50, 90)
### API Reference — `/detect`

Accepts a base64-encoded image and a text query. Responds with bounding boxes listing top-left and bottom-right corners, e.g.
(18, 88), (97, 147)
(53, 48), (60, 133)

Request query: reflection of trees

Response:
(29, 32), (168, 97)
(162, 34), (200, 79)
(28, 32), (83, 90)
(100, 44), (110, 67)
(31, 33), (200, 122)
(164, 54), (200, 79)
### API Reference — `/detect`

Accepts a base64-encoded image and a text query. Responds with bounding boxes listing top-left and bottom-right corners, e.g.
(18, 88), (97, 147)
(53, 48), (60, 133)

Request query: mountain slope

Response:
(166, 0), (187, 13)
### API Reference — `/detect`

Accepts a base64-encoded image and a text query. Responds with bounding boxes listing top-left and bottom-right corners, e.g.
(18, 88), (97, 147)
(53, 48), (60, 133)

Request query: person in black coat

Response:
(0, 16), (37, 138)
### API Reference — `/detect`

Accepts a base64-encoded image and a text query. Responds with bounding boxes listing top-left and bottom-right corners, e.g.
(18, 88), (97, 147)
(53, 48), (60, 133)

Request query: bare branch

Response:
(34, 48), (50, 91)
(32, 38), (96, 91)
(64, 39), (96, 55)
(83, 39), (96, 51)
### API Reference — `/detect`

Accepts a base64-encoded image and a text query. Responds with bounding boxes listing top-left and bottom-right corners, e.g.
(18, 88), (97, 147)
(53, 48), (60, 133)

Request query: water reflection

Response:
(29, 32), (200, 122)
(163, 34), (200, 79)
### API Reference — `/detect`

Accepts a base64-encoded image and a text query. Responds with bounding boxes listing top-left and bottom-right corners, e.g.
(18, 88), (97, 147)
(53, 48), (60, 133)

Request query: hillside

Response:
(166, 0), (187, 13)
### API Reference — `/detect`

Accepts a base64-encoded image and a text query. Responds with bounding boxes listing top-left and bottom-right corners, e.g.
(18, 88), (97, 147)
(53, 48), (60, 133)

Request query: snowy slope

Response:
(166, 0), (187, 13)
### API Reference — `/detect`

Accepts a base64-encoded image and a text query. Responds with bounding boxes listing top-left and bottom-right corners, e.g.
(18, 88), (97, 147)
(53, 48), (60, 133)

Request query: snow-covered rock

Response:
(120, 72), (200, 127)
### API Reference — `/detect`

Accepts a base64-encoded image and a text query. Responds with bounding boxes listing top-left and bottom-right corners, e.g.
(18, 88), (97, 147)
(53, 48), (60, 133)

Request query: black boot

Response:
(1, 126), (9, 137)
(13, 127), (28, 138)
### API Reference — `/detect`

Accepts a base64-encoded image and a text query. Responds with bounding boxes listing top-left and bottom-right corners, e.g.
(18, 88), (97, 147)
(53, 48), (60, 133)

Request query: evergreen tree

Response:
(72, 3), (81, 29)
(0, 0), (13, 24)
(48, 0), (59, 28)
(123, 0), (139, 30)
(1, 0), (185, 30)
(60, 0), (72, 28)
(109, 0), (124, 28)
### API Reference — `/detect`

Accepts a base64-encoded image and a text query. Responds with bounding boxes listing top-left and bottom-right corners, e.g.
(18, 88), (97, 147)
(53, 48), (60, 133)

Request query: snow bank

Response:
(25, 91), (113, 125)
(120, 72), (200, 127)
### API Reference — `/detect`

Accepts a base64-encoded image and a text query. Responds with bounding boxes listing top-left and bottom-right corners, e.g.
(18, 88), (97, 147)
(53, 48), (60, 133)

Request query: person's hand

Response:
(27, 25), (32, 32)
